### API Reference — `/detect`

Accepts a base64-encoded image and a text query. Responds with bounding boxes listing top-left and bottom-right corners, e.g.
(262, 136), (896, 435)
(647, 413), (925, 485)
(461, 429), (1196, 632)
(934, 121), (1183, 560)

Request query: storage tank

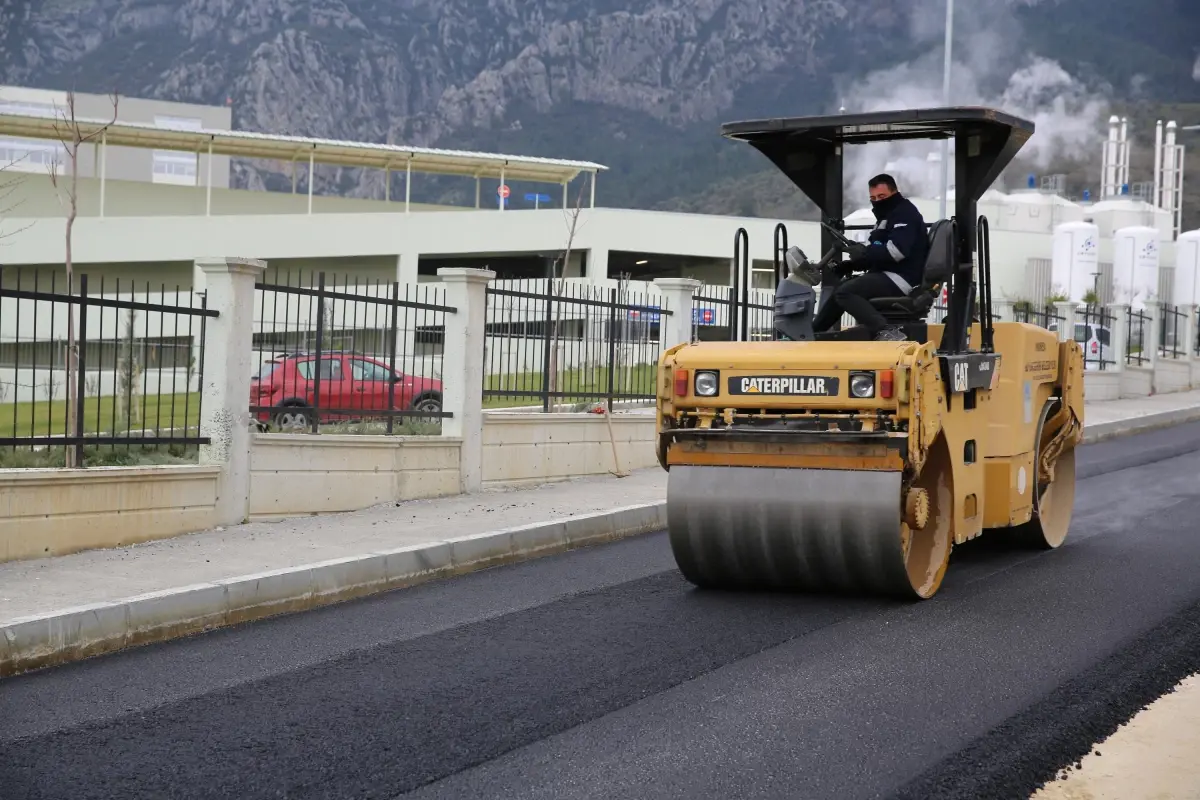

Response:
(1050, 221), (1100, 302)
(1000, 190), (1085, 233)
(844, 207), (875, 242)
(1173, 229), (1200, 307)
(1112, 225), (1161, 308)
(1087, 197), (1171, 240)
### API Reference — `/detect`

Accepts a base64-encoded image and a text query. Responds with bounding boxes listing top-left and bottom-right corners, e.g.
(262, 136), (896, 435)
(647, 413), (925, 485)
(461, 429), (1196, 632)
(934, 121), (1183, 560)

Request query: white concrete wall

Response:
(248, 434), (461, 519)
(482, 412), (656, 487)
(1084, 371), (1121, 401)
(0, 465), (219, 561)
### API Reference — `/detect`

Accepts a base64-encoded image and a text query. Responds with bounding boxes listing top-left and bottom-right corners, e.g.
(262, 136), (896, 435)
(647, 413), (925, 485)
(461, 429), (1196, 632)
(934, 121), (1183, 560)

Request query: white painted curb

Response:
(1081, 404), (1200, 443)
(0, 501), (666, 677)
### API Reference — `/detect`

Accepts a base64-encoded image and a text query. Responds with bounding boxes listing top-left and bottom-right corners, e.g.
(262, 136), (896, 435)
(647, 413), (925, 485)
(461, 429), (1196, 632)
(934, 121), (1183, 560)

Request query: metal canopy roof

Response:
(0, 111), (607, 184)
(720, 106), (1035, 147)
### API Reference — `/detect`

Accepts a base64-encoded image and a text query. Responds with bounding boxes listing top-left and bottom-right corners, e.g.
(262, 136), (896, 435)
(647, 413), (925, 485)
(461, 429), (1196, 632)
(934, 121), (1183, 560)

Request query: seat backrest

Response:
(920, 219), (955, 291)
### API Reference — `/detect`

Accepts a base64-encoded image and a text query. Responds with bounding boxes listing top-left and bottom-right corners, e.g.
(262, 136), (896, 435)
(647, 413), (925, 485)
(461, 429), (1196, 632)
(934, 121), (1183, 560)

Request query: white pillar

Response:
(1145, 299), (1161, 371)
(654, 278), (702, 347)
(437, 267), (494, 493)
(590, 171), (596, 208)
(588, 247), (610, 282)
(99, 132), (107, 218)
(993, 299), (1016, 322)
(405, 159), (412, 213)
(307, 151), (314, 214)
(205, 140), (213, 217)
(196, 256), (267, 526)
(1054, 301), (1077, 342)
(1108, 303), (1128, 372)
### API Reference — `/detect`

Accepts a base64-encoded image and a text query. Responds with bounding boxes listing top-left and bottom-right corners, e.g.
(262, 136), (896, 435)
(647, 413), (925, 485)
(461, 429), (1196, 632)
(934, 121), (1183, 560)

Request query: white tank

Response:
(1112, 225), (1161, 308)
(844, 207), (876, 242)
(1173, 229), (1200, 307)
(999, 190), (1085, 233)
(1050, 221), (1100, 302)
(1087, 198), (1171, 240)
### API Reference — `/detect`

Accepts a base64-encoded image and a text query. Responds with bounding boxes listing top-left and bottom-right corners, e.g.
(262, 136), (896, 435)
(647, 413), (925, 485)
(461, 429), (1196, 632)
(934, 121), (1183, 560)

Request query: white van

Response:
(1048, 320), (1112, 370)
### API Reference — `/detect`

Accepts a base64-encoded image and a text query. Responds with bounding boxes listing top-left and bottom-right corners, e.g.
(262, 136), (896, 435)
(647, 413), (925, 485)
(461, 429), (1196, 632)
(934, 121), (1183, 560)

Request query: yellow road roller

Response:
(655, 107), (1084, 600)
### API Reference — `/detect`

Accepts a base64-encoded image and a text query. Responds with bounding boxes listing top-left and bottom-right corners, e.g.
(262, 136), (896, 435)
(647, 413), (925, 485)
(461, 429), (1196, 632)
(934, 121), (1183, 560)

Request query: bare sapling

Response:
(46, 88), (120, 467)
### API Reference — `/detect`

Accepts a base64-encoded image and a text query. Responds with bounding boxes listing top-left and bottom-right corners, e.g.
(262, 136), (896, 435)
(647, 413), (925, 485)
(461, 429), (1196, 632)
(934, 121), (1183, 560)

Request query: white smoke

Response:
(833, 0), (1110, 207)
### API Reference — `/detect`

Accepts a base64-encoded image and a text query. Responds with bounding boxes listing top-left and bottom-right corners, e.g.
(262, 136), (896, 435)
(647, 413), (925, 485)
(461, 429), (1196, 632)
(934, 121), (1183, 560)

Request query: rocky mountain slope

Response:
(0, 0), (1196, 223)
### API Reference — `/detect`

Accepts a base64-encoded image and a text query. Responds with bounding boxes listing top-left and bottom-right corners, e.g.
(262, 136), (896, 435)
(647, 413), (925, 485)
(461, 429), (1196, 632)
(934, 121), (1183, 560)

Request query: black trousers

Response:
(812, 271), (901, 335)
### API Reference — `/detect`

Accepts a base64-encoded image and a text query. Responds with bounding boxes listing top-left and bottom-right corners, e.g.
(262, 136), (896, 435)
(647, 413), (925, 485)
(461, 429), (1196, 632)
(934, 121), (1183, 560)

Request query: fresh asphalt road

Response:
(4, 424), (1200, 800)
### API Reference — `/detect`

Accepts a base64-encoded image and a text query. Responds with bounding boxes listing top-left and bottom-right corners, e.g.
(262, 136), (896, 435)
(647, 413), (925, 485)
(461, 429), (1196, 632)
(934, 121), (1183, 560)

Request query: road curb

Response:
(4, 406), (1199, 678)
(1081, 403), (1200, 443)
(0, 501), (667, 678)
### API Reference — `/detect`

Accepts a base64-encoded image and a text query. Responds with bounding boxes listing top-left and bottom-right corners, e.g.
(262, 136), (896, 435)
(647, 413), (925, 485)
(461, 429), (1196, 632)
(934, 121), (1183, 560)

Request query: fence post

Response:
(653, 278), (701, 348)
(1108, 303), (1129, 373)
(437, 267), (494, 494)
(195, 256), (267, 527)
(1190, 306), (1200, 388)
(1053, 301), (1076, 342)
(1144, 300), (1161, 376)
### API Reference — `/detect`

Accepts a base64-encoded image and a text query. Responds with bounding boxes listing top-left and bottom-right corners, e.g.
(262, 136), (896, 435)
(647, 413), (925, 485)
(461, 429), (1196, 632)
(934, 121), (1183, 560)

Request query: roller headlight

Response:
(849, 372), (875, 398)
(694, 370), (719, 396)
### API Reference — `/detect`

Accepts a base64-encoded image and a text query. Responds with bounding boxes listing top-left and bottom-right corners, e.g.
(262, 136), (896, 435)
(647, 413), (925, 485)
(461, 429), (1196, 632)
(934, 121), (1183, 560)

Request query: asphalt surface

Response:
(3, 422), (1200, 800)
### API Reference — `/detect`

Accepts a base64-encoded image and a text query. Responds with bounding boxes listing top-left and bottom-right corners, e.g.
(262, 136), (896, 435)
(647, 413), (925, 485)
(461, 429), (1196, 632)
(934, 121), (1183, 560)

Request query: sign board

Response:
(627, 305), (661, 323)
(497, 184), (511, 199)
(692, 307), (716, 325)
(524, 193), (552, 203)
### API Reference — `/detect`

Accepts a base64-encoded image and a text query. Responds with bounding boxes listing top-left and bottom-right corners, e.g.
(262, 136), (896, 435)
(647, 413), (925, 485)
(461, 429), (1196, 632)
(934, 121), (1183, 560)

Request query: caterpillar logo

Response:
(729, 375), (838, 396)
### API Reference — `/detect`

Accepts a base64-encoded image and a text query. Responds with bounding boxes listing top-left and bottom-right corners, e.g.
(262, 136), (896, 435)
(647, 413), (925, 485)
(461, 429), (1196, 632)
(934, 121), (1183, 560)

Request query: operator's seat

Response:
(868, 218), (955, 322)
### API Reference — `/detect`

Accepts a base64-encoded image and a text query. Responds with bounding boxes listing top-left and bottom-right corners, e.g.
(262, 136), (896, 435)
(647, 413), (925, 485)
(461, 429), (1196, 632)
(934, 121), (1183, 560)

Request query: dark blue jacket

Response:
(859, 193), (928, 291)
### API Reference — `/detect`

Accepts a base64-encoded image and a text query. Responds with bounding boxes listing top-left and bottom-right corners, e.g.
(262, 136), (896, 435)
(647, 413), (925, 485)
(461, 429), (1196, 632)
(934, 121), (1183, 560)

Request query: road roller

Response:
(655, 107), (1084, 600)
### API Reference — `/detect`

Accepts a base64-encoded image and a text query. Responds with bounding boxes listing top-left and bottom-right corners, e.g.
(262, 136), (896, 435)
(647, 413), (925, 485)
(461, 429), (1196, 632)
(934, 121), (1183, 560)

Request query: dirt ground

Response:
(1032, 672), (1200, 800)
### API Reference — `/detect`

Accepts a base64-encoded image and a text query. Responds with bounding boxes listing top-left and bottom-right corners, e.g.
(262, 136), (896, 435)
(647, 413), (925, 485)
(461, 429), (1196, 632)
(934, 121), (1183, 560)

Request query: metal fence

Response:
(1125, 306), (1150, 367)
(251, 271), (453, 434)
(1158, 303), (1188, 359)
(483, 278), (670, 411)
(1077, 304), (1118, 370)
(692, 284), (776, 342)
(1014, 303), (1064, 330)
(0, 267), (216, 467)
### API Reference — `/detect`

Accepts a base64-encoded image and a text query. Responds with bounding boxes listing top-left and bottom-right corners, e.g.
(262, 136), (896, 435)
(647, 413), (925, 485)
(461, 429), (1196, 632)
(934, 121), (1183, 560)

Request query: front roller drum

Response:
(667, 465), (952, 600)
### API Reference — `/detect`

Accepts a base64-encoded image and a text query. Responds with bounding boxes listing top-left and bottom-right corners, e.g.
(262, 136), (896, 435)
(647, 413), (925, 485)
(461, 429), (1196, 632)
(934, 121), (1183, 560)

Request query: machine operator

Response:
(811, 173), (928, 341)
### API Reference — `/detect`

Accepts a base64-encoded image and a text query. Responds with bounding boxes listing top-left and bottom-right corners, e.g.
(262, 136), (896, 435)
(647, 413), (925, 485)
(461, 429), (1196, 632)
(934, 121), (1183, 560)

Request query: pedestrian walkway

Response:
(3, 388), (1200, 676)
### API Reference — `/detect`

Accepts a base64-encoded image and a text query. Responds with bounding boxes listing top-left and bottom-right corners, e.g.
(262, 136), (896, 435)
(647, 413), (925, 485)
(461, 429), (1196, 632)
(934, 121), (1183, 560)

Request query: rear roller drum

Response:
(1011, 400), (1077, 549)
(666, 448), (954, 600)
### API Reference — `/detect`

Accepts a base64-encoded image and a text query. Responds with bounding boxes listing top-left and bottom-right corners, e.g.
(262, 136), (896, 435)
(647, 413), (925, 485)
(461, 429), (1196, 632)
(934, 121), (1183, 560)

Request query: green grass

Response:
(483, 365), (657, 409)
(0, 392), (201, 439)
(0, 444), (199, 469)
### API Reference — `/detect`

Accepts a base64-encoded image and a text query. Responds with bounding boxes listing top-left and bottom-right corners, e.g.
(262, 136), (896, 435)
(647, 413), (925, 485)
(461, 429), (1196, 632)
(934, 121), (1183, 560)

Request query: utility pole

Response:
(938, 0), (954, 221)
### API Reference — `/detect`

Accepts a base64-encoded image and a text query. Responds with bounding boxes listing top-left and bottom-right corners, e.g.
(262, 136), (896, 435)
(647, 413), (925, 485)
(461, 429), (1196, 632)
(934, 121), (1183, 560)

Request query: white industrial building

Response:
(0, 85), (1196, 403)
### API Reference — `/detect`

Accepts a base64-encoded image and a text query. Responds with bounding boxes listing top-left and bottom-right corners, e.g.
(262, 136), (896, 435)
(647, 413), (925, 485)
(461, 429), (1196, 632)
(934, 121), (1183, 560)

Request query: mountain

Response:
(1, 0), (1197, 226)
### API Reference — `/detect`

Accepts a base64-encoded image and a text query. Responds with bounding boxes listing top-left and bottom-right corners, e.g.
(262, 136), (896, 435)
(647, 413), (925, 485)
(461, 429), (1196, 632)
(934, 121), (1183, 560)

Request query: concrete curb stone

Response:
(0, 502), (667, 677)
(4, 407), (1200, 678)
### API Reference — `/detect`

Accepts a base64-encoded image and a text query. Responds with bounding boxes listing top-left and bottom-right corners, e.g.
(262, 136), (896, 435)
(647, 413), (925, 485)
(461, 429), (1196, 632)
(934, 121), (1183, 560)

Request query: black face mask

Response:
(870, 192), (901, 218)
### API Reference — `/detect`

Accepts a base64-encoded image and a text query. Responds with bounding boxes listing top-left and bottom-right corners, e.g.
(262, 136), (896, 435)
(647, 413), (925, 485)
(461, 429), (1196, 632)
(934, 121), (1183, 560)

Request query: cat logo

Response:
(953, 362), (969, 393)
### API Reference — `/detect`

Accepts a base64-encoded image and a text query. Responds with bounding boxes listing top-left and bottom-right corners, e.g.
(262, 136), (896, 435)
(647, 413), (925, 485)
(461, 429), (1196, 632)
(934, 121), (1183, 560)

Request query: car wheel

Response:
(413, 394), (442, 415)
(273, 403), (310, 430)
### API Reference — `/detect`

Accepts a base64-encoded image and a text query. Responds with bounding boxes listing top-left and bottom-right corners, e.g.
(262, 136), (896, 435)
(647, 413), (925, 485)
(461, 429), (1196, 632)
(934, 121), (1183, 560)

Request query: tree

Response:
(544, 179), (589, 412)
(45, 88), (120, 467)
(0, 152), (33, 243)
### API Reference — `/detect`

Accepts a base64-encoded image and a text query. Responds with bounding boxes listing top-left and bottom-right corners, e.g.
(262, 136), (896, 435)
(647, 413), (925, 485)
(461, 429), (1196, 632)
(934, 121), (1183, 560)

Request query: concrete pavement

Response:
(3, 388), (1200, 677)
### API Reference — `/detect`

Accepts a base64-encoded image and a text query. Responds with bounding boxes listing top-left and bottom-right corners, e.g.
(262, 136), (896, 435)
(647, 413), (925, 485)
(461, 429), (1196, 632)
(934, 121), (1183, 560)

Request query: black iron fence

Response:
(0, 267), (215, 467)
(1013, 302), (1064, 329)
(692, 284), (775, 342)
(251, 271), (454, 434)
(1158, 303), (1188, 359)
(482, 279), (670, 411)
(1125, 306), (1150, 367)
(1077, 304), (1117, 370)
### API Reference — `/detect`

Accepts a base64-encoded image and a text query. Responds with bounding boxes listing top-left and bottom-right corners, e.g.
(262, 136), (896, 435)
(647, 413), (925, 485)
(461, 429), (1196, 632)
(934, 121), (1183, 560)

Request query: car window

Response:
(255, 361), (280, 380)
(350, 359), (391, 381)
(296, 358), (342, 380)
(1096, 327), (1111, 346)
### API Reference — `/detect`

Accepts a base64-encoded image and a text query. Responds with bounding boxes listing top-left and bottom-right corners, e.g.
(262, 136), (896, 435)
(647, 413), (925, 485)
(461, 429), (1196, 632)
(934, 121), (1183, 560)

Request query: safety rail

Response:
(1158, 303), (1189, 359)
(483, 278), (670, 412)
(0, 266), (216, 467)
(251, 270), (454, 435)
(1077, 304), (1118, 371)
(1125, 306), (1150, 367)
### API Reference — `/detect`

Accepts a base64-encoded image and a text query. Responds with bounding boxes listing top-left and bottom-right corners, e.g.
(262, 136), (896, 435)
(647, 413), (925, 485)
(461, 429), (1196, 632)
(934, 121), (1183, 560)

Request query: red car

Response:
(250, 352), (443, 429)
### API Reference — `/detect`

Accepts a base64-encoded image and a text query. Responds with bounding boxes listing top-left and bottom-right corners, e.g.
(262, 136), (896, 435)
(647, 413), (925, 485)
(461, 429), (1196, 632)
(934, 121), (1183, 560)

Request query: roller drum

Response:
(667, 465), (928, 599)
